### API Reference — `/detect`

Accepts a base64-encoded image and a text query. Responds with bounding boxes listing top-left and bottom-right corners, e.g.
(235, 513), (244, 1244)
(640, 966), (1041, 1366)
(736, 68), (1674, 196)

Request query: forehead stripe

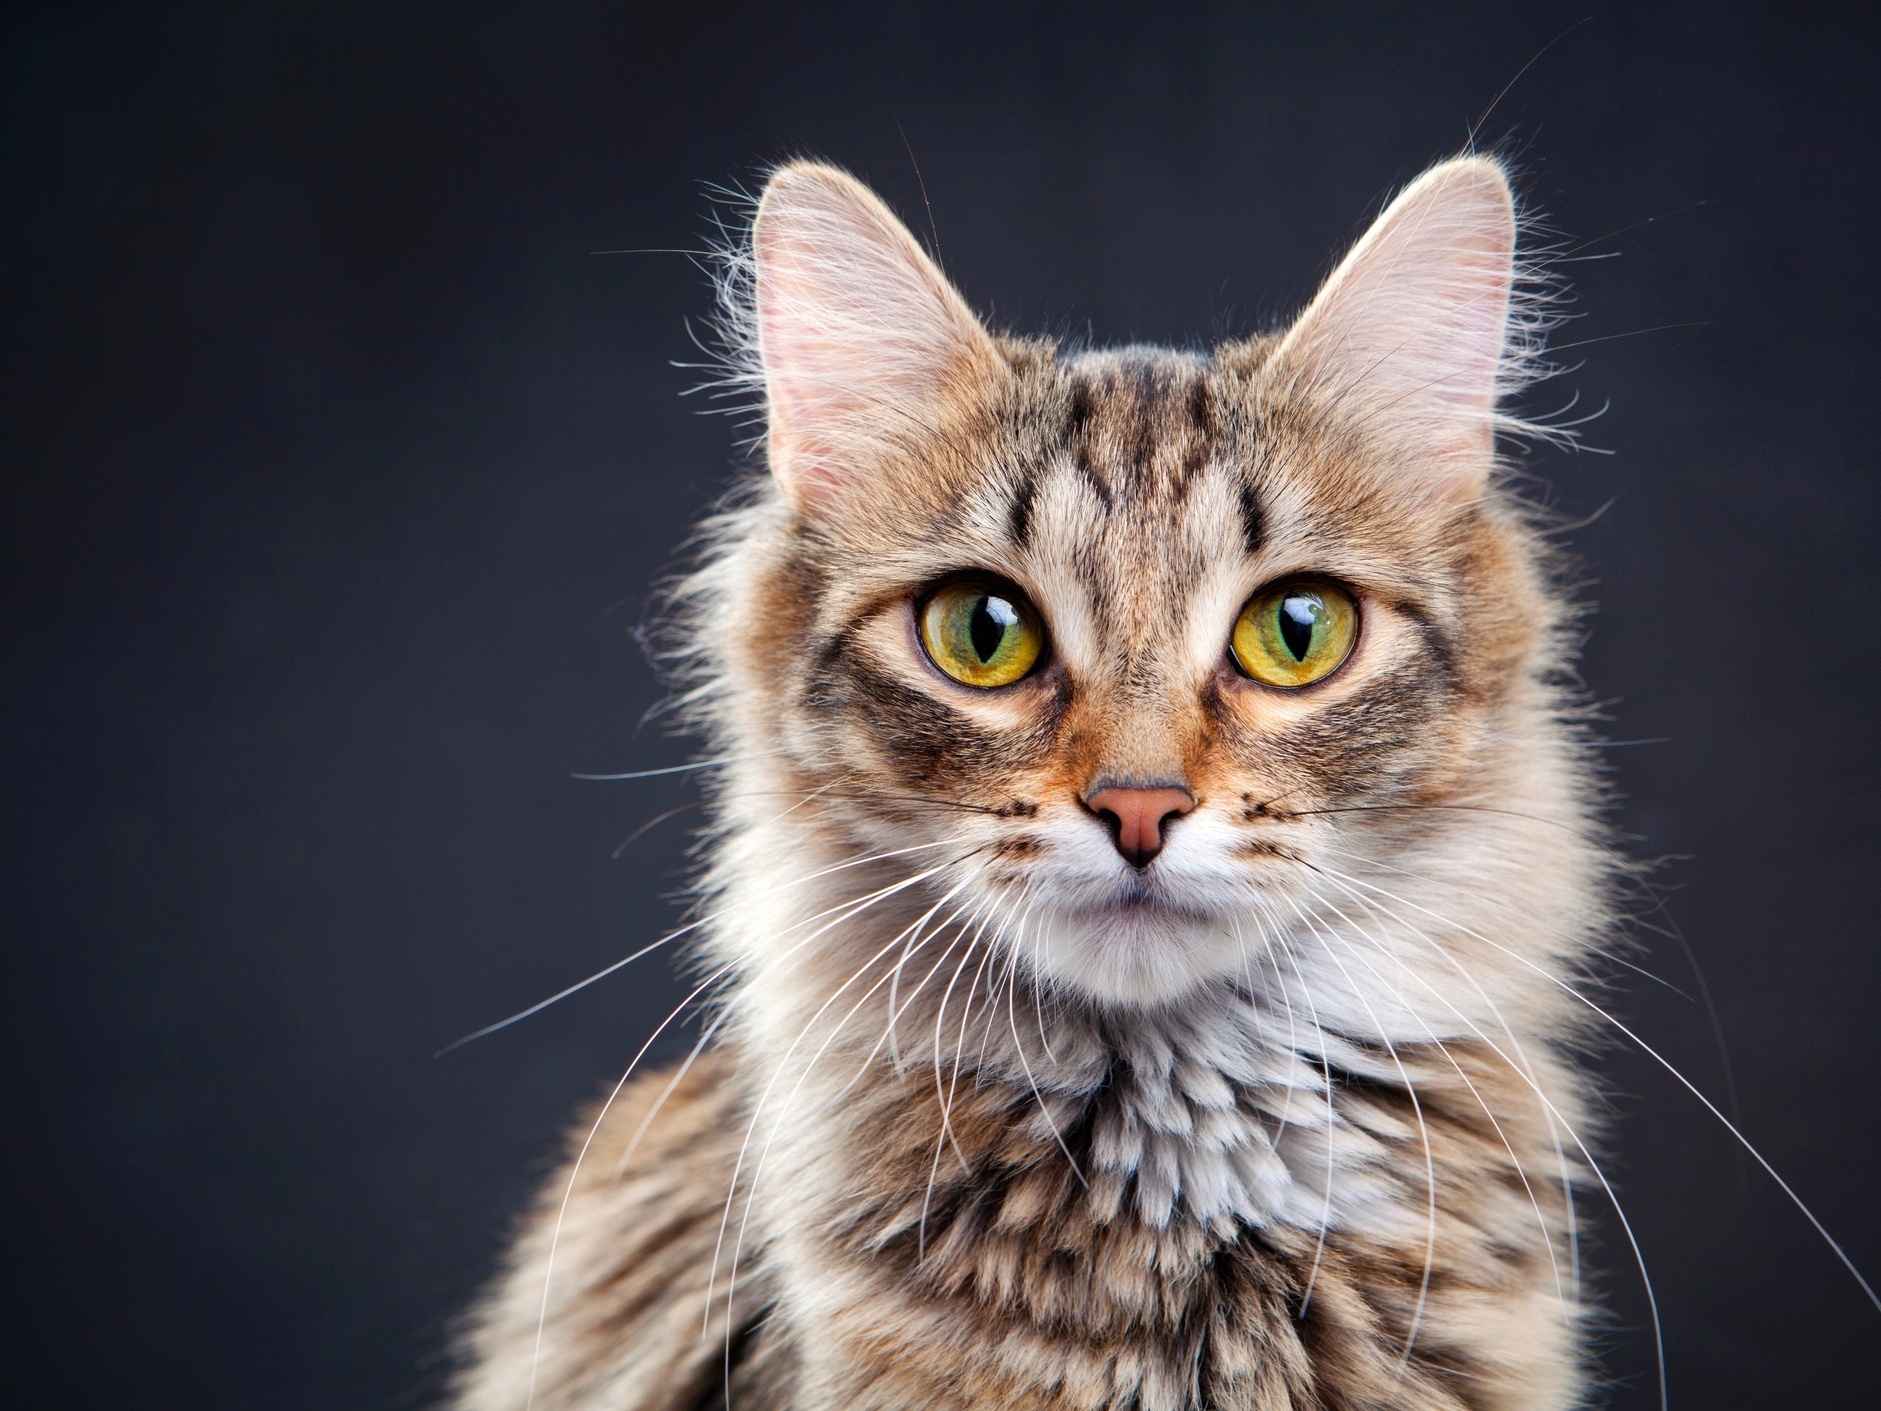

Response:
(1009, 469), (1037, 548)
(1238, 481), (1264, 556)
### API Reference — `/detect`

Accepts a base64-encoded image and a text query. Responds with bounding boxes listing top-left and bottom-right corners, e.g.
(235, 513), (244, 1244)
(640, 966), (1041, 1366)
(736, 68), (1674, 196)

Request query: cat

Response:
(452, 152), (1617, 1410)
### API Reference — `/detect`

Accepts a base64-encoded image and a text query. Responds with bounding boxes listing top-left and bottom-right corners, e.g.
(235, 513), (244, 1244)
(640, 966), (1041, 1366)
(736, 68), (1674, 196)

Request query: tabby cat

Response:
(455, 153), (1614, 1410)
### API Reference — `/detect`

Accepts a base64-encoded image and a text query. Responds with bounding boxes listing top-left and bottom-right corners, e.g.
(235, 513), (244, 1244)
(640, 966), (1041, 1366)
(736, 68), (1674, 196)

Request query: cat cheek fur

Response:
(456, 156), (1609, 1411)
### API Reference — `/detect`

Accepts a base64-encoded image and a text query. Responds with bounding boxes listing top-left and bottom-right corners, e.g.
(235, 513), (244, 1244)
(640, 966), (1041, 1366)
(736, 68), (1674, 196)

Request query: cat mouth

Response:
(1089, 876), (1206, 919)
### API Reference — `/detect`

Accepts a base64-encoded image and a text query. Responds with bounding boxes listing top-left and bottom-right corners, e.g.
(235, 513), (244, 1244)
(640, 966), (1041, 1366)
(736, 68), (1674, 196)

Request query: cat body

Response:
(456, 156), (1610, 1410)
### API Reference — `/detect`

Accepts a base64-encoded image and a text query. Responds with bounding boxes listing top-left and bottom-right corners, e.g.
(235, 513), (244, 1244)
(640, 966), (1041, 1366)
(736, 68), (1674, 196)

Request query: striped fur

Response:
(456, 156), (1612, 1410)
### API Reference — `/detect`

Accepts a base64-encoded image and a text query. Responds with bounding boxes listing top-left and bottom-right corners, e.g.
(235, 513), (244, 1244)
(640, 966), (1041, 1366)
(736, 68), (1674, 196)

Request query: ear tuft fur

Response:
(1273, 155), (1568, 500)
(711, 162), (999, 510)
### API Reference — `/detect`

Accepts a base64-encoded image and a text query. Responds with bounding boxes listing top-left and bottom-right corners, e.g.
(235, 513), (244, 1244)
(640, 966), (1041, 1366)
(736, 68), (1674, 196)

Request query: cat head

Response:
(691, 156), (1590, 1014)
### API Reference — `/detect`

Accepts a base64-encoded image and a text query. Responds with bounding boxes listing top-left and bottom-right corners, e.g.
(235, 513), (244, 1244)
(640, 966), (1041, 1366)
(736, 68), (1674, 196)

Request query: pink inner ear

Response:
(1278, 158), (1517, 498)
(750, 163), (995, 510)
(756, 255), (848, 505)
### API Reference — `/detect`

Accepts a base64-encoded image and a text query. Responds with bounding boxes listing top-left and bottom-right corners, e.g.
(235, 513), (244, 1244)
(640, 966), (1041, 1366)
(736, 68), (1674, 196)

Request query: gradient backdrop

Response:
(4, 4), (1877, 1407)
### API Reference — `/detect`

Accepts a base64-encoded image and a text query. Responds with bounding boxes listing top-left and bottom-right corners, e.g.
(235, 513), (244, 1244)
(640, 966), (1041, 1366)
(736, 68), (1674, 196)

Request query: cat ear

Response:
(751, 162), (1001, 509)
(1273, 156), (1519, 501)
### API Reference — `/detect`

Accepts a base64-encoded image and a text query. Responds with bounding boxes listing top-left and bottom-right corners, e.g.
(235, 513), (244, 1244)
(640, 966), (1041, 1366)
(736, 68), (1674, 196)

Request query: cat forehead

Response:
(997, 348), (1239, 566)
(808, 335), (1447, 619)
(984, 343), (1367, 573)
(1042, 345), (1217, 498)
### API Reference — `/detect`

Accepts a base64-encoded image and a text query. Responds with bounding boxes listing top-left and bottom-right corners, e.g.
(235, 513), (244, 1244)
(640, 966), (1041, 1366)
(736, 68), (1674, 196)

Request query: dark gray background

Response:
(3, 3), (1876, 1407)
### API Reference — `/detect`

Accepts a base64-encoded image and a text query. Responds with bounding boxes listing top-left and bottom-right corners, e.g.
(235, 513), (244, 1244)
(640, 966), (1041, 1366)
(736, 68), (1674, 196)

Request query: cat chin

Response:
(1022, 902), (1251, 1007)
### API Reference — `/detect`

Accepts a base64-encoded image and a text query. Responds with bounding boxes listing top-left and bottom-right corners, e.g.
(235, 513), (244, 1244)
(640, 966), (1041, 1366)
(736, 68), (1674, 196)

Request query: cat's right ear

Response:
(751, 162), (1001, 511)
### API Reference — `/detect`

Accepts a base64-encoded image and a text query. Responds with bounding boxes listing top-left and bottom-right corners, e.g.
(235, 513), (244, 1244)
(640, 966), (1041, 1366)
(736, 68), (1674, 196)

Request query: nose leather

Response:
(1084, 785), (1196, 868)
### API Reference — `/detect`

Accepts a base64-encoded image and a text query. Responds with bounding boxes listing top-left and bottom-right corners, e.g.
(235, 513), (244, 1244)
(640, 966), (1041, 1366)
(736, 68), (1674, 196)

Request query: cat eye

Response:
(1230, 580), (1359, 688)
(918, 578), (1045, 689)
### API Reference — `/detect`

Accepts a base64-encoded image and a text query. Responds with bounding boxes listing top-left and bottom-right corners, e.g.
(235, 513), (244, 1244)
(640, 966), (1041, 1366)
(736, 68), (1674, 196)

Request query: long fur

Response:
(456, 154), (1618, 1411)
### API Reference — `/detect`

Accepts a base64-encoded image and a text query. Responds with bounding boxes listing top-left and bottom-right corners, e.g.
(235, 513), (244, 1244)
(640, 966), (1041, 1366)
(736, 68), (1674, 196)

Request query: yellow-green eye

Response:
(1230, 581), (1359, 688)
(919, 580), (1045, 688)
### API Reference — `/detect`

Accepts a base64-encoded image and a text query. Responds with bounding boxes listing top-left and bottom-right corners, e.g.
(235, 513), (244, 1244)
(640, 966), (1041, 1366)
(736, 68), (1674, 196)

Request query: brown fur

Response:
(455, 158), (1608, 1409)
(460, 1033), (1580, 1409)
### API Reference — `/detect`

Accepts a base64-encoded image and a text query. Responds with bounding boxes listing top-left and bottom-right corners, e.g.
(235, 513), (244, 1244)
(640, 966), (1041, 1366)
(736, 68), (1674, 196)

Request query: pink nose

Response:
(1084, 785), (1196, 868)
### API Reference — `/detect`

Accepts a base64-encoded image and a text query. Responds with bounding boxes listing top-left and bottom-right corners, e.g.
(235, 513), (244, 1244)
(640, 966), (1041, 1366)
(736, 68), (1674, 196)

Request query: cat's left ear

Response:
(751, 162), (1002, 511)
(1272, 156), (1519, 502)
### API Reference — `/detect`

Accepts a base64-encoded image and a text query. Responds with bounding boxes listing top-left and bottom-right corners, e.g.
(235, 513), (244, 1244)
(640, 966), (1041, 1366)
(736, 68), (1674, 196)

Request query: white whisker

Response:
(1305, 861), (1664, 1408)
(1282, 893), (1439, 1377)
(440, 838), (962, 1054)
(712, 869), (983, 1339)
(1308, 889), (1570, 1319)
(1315, 859), (1881, 1317)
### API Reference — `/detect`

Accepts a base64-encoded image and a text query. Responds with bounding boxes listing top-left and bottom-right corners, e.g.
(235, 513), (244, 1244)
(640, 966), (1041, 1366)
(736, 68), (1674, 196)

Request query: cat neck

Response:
(705, 818), (1581, 1243)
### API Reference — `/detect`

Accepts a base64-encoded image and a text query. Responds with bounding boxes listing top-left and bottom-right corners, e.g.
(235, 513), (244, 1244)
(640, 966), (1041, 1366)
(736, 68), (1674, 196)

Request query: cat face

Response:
(711, 158), (1567, 1010)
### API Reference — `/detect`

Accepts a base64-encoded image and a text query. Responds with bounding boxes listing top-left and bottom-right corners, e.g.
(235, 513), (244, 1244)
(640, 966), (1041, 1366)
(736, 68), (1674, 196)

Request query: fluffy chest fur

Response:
(700, 797), (1588, 1409)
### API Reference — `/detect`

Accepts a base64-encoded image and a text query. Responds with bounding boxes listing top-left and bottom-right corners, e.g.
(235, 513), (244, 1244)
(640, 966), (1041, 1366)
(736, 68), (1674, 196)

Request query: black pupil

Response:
(1277, 594), (1319, 662)
(968, 595), (1018, 663)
